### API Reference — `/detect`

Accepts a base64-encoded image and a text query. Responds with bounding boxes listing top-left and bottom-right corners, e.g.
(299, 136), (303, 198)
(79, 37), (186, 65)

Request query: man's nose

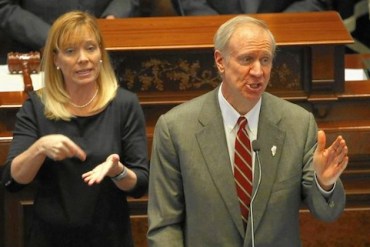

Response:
(249, 61), (263, 76)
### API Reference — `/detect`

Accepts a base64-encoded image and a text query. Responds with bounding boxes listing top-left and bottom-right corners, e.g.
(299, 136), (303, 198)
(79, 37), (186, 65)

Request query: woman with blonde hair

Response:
(2, 11), (148, 247)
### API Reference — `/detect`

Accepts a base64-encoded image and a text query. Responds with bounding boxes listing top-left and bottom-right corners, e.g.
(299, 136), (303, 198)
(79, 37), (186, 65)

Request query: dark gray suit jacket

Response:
(0, 0), (139, 60)
(173, 0), (329, 15)
(148, 88), (345, 247)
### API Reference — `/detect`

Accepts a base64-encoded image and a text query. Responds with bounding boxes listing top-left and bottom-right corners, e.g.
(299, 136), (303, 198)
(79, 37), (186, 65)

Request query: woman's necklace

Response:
(69, 89), (99, 108)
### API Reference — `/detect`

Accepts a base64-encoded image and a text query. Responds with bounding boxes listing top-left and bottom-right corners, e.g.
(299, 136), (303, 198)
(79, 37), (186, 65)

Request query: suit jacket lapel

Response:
(196, 88), (246, 237)
(244, 93), (286, 244)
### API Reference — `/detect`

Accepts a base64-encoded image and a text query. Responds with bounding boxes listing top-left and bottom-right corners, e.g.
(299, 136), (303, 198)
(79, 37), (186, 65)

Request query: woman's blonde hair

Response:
(38, 10), (118, 121)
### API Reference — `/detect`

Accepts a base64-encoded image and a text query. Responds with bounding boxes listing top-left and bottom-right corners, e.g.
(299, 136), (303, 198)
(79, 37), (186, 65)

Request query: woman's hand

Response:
(82, 154), (123, 186)
(39, 134), (86, 161)
(10, 134), (86, 184)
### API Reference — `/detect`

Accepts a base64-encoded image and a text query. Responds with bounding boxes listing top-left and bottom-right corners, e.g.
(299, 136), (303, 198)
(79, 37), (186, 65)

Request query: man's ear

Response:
(214, 50), (225, 74)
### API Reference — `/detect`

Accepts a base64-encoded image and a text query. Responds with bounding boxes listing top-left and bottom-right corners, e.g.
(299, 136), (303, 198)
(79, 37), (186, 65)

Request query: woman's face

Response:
(54, 29), (102, 88)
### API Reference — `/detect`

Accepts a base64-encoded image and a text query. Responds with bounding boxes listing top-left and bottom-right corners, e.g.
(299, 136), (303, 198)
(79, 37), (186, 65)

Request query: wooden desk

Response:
(345, 53), (370, 69)
(98, 11), (352, 100)
(98, 12), (351, 49)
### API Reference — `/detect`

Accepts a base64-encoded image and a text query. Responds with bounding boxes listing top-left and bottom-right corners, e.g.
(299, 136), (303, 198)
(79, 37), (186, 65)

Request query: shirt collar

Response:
(218, 84), (261, 140)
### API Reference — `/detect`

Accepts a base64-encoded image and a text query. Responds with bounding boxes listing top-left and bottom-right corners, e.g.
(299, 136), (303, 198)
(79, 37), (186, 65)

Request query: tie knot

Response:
(237, 117), (247, 129)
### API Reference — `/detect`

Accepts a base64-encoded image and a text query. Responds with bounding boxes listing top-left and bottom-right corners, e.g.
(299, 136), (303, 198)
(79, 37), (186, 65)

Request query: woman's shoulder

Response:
(20, 91), (44, 110)
(114, 87), (139, 104)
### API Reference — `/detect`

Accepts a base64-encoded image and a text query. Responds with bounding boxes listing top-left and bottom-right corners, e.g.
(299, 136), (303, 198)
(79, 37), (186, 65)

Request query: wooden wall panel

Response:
(300, 208), (370, 247)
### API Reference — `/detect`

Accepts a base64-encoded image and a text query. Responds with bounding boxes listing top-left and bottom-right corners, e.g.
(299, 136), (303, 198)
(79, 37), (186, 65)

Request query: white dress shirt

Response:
(217, 85), (261, 176)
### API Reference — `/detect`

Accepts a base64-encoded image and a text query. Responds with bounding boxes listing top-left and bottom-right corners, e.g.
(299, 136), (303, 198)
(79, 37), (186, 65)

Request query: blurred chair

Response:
(148, 0), (178, 16)
(0, 30), (11, 64)
(342, 0), (370, 53)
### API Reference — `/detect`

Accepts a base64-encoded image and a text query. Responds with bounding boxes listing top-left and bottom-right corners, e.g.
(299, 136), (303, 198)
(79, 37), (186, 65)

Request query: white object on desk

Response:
(345, 68), (369, 81)
(0, 65), (44, 92)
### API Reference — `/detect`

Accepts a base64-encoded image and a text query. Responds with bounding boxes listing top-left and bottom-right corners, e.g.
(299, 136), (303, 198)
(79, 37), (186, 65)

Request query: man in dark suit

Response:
(0, 0), (140, 63)
(147, 15), (348, 246)
(172, 0), (329, 15)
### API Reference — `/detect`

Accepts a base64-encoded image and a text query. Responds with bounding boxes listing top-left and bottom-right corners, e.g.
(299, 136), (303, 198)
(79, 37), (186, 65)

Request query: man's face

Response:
(215, 24), (274, 113)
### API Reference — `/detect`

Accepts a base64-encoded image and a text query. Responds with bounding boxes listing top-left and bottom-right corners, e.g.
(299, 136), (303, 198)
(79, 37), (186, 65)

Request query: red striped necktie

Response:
(234, 116), (253, 228)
